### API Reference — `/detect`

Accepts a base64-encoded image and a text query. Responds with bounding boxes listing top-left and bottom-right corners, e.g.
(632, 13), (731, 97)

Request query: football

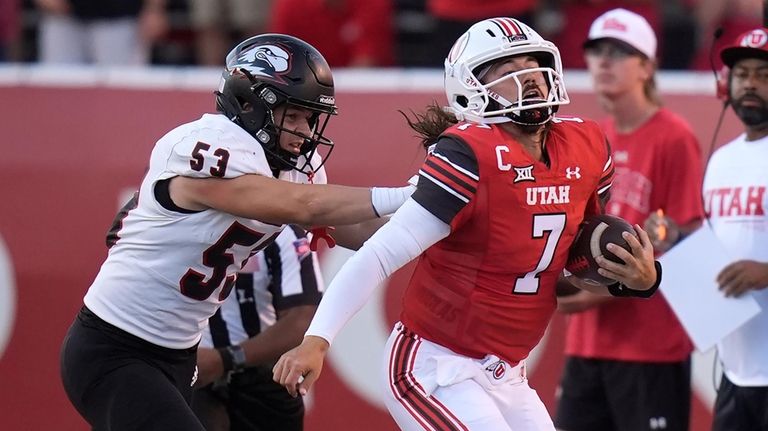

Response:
(565, 214), (635, 285)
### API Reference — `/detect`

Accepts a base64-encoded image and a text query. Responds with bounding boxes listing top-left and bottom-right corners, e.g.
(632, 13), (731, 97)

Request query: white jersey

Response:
(85, 113), (325, 349)
(199, 226), (324, 348)
(703, 132), (768, 386)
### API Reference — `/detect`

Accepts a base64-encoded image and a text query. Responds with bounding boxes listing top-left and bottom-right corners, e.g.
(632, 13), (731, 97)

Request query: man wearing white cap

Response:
(555, 8), (704, 431)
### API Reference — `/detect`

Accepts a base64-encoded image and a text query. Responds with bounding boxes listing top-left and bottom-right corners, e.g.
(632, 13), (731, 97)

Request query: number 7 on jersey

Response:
(513, 213), (566, 294)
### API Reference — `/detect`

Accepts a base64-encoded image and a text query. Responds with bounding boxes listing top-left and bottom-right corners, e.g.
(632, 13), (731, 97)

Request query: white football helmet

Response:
(444, 17), (569, 125)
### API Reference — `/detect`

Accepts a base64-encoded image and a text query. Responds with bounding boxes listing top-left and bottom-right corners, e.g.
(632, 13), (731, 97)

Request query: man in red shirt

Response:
(274, 17), (662, 430)
(555, 9), (704, 431)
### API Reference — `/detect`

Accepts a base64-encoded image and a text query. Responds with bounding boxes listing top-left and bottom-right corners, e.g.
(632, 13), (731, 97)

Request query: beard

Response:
(733, 94), (768, 127)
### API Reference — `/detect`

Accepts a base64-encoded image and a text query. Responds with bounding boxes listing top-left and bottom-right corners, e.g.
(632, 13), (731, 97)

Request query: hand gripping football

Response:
(565, 214), (635, 285)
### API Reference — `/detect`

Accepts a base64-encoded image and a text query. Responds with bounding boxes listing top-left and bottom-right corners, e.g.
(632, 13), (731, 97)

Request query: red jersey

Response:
(403, 118), (612, 364)
(565, 108), (703, 362)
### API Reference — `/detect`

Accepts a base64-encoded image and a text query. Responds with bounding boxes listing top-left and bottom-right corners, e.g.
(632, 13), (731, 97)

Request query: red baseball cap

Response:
(720, 28), (768, 67)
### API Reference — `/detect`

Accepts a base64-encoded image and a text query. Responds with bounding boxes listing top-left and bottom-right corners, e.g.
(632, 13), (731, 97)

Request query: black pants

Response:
(555, 356), (691, 431)
(712, 373), (768, 431)
(192, 364), (304, 431)
(60, 306), (204, 431)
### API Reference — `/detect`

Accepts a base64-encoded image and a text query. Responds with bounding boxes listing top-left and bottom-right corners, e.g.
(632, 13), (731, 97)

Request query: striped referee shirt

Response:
(200, 225), (324, 348)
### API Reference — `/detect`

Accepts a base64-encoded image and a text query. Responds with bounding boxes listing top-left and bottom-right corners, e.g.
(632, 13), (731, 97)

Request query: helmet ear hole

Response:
(236, 97), (254, 112)
(456, 95), (469, 108)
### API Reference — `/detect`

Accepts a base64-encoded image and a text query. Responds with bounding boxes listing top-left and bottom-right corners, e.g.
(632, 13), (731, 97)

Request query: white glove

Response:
(370, 176), (418, 217)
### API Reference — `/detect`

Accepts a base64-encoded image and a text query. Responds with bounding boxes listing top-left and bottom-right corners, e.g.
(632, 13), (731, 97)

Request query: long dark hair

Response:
(400, 102), (458, 149)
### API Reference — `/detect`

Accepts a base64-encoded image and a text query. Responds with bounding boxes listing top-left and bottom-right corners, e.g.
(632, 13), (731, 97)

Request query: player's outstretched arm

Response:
(170, 174), (412, 226)
(331, 217), (390, 250)
(274, 199), (451, 396)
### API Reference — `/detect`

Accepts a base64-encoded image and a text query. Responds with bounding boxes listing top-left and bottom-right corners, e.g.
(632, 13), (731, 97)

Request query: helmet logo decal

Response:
(234, 44), (292, 82)
(740, 29), (768, 49)
(447, 33), (469, 65)
(490, 18), (528, 42)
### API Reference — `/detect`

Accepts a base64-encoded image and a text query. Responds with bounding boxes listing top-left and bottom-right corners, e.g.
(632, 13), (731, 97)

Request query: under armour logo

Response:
(565, 166), (581, 179)
(190, 366), (199, 387)
(650, 416), (667, 429)
(513, 165), (535, 183)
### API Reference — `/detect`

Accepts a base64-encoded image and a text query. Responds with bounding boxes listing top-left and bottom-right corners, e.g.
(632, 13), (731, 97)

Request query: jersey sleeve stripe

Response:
(599, 166), (614, 185)
(431, 151), (479, 181)
(598, 182), (612, 196)
(419, 170), (471, 203)
(424, 158), (478, 195)
(603, 156), (613, 172)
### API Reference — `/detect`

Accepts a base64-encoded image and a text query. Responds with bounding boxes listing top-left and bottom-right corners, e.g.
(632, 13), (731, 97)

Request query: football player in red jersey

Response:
(59, 34), (413, 431)
(274, 18), (662, 430)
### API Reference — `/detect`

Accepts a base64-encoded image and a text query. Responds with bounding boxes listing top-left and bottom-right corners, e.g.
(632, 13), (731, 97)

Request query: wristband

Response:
(217, 345), (247, 373)
(607, 261), (662, 298)
(371, 185), (415, 217)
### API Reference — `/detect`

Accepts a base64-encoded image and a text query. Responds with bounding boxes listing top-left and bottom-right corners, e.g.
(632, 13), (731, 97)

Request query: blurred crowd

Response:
(0, 0), (763, 69)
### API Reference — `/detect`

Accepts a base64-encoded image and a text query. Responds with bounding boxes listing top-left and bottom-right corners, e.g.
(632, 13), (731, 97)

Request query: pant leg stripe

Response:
(399, 335), (469, 431)
(388, 330), (468, 431)
(388, 332), (437, 431)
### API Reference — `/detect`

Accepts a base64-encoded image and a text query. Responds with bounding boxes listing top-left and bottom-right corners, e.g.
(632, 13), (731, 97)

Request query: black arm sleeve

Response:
(412, 136), (479, 224)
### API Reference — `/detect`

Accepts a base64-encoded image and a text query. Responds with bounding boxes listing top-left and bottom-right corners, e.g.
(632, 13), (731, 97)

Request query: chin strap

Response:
(485, 91), (553, 126)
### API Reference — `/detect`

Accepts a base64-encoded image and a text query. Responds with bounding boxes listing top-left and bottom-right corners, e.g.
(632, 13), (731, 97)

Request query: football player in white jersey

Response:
(705, 28), (768, 431)
(60, 34), (412, 431)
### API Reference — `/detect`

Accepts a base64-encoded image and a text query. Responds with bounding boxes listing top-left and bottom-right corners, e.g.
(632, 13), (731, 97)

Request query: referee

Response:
(192, 225), (324, 431)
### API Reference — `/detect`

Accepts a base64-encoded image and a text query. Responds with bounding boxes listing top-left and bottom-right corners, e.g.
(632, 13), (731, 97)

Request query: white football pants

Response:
(382, 322), (555, 431)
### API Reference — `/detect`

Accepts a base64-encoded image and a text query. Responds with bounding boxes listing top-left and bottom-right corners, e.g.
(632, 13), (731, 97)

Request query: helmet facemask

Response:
(470, 62), (565, 125)
(266, 99), (335, 175)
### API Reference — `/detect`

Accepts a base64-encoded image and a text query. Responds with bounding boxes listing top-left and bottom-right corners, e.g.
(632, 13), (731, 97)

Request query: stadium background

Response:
(0, 67), (745, 430)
